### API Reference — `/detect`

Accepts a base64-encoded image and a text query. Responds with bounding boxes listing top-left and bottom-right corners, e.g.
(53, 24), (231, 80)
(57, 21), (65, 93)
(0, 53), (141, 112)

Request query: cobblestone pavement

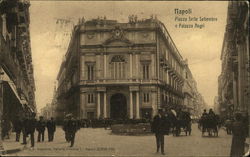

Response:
(12, 123), (231, 156)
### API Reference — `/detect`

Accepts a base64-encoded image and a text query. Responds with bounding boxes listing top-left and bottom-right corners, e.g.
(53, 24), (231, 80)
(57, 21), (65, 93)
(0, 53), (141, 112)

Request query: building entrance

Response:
(110, 93), (127, 119)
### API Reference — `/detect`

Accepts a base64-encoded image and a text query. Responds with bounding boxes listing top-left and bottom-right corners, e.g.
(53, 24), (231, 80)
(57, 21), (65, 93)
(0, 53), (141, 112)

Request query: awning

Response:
(1, 67), (28, 107)
(3, 81), (27, 107)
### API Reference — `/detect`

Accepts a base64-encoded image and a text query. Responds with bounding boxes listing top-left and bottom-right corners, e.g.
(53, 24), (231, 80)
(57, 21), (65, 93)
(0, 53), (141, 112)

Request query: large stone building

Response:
(183, 60), (207, 117)
(56, 16), (190, 120)
(218, 1), (249, 118)
(0, 0), (36, 140)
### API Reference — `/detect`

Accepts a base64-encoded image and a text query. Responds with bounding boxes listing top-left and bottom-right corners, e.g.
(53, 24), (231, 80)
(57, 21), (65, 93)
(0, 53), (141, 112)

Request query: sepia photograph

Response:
(0, 0), (249, 156)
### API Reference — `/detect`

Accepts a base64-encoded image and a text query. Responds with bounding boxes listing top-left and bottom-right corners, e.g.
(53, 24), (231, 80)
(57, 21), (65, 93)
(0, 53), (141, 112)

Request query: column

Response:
(166, 70), (169, 84)
(104, 53), (107, 80)
(96, 55), (100, 81)
(103, 92), (107, 118)
(129, 91), (133, 119)
(80, 56), (85, 80)
(97, 92), (100, 118)
(136, 54), (139, 80)
(136, 91), (140, 119)
(130, 53), (133, 79)
(80, 93), (86, 119)
(152, 92), (157, 117)
(151, 53), (155, 79)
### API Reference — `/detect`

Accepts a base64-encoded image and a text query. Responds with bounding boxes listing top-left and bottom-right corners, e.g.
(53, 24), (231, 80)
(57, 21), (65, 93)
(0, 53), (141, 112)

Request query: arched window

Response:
(111, 55), (126, 79)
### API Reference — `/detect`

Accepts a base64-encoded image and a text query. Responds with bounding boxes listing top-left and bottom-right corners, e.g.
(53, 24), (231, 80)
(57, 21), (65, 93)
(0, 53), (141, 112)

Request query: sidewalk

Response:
(0, 132), (30, 155)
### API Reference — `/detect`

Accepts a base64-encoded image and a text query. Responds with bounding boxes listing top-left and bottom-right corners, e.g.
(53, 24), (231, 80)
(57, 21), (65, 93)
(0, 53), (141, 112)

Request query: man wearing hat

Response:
(65, 114), (78, 147)
(151, 109), (169, 155)
(47, 117), (56, 142)
(36, 116), (46, 142)
(26, 113), (37, 147)
(63, 114), (72, 142)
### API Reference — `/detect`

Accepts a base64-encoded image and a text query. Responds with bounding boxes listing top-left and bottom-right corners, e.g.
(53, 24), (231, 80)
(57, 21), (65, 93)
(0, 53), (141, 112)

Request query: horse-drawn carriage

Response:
(170, 111), (192, 136)
(198, 114), (220, 137)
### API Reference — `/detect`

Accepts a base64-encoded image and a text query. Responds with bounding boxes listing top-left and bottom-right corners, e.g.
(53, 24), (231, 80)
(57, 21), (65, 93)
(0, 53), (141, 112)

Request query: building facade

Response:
(41, 85), (57, 120)
(56, 16), (188, 120)
(0, 0), (36, 140)
(182, 60), (207, 118)
(218, 1), (249, 118)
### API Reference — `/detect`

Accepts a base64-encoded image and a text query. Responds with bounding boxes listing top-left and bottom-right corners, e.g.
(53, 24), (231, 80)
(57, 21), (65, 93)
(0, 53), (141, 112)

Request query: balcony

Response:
(80, 78), (159, 86)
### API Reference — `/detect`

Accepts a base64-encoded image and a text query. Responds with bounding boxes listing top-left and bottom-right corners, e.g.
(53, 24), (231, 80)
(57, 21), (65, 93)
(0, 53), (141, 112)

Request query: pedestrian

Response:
(151, 109), (170, 155)
(26, 113), (37, 147)
(13, 118), (22, 142)
(36, 116), (46, 142)
(208, 108), (216, 117)
(21, 117), (28, 145)
(47, 117), (56, 142)
(63, 116), (70, 142)
(66, 115), (78, 147)
(230, 112), (247, 157)
(202, 109), (208, 116)
(2, 118), (11, 140)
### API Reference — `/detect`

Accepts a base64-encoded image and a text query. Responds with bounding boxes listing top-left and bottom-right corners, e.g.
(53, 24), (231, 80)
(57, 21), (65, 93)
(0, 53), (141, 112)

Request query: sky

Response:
(29, 1), (228, 112)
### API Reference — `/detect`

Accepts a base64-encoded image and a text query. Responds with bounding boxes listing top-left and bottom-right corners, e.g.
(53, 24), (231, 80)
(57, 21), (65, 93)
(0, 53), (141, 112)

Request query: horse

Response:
(199, 114), (219, 137)
(169, 111), (192, 136)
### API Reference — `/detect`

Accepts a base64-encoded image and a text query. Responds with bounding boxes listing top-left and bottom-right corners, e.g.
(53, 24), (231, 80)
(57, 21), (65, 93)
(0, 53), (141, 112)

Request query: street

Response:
(12, 124), (231, 156)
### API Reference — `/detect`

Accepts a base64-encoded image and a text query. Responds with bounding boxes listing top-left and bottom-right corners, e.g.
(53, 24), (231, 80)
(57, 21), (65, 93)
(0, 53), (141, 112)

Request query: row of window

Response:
(86, 32), (152, 41)
(161, 94), (182, 104)
(86, 62), (181, 91)
(163, 47), (182, 75)
(86, 108), (152, 119)
(86, 63), (150, 80)
(87, 93), (181, 103)
(86, 93), (151, 104)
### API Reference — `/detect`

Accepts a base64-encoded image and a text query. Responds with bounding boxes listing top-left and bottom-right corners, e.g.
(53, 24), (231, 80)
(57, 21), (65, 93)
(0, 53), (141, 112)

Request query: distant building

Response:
(182, 59), (208, 117)
(41, 103), (52, 120)
(218, 1), (249, 118)
(0, 0), (36, 138)
(41, 85), (58, 119)
(55, 16), (187, 120)
(213, 96), (219, 114)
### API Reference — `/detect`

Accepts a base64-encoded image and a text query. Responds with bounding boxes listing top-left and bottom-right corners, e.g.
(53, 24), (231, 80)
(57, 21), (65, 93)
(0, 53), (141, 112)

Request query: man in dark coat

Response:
(66, 115), (79, 147)
(230, 113), (247, 157)
(36, 116), (46, 142)
(26, 113), (37, 147)
(21, 117), (28, 145)
(13, 118), (22, 142)
(202, 109), (208, 117)
(63, 116), (70, 142)
(208, 109), (216, 117)
(151, 109), (169, 155)
(47, 117), (56, 142)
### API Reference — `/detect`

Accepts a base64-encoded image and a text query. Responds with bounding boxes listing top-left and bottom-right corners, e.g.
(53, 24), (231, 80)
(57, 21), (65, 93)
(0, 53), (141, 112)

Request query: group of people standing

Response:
(13, 113), (56, 147)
